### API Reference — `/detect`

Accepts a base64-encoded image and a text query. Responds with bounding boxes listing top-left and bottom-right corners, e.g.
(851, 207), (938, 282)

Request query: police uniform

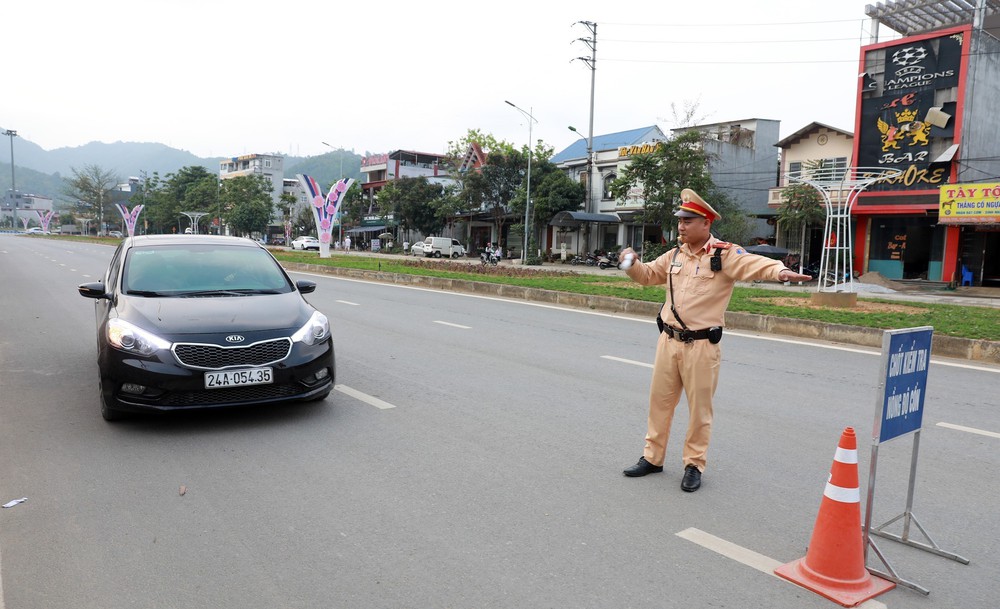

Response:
(623, 189), (787, 490)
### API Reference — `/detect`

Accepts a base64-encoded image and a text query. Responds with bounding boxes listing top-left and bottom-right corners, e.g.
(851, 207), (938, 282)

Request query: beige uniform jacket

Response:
(626, 237), (786, 329)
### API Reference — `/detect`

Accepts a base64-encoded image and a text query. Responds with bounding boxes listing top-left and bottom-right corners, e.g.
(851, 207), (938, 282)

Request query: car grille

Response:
(159, 383), (306, 407)
(173, 338), (292, 370)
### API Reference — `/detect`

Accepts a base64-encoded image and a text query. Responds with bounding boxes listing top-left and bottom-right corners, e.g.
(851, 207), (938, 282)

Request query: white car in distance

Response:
(291, 236), (320, 251)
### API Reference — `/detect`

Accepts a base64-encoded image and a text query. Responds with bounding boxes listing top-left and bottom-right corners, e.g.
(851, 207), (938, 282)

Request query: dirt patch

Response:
(752, 296), (928, 314)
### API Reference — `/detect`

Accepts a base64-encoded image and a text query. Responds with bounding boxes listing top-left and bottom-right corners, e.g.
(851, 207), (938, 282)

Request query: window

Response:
(602, 173), (617, 200)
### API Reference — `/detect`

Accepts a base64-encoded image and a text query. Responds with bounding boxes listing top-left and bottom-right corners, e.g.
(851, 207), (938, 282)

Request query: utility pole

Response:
(4, 129), (17, 229)
(574, 21), (597, 252)
(505, 101), (537, 263)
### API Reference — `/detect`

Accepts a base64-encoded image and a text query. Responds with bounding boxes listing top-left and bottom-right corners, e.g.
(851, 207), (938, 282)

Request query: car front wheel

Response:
(99, 378), (124, 421)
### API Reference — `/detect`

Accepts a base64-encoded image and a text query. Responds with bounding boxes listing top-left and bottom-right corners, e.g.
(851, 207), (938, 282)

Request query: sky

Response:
(6, 0), (903, 160)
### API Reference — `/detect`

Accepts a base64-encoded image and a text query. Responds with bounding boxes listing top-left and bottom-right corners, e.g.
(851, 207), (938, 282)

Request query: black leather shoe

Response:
(681, 465), (702, 492)
(623, 457), (663, 477)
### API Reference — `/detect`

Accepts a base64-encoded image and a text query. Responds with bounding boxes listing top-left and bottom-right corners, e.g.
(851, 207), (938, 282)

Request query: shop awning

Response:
(346, 225), (386, 234)
(549, 211), (620, 227)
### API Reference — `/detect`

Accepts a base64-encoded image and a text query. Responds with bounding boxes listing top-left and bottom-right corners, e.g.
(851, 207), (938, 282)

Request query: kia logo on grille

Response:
(225, 335), (245, 343)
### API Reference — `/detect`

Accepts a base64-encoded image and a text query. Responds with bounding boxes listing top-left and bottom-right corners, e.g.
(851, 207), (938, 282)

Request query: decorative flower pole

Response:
(36, 210), (55, 232)
(20, 216), (30, 231)
(297, 174), (355, 258)
(114, 203), (145, 237)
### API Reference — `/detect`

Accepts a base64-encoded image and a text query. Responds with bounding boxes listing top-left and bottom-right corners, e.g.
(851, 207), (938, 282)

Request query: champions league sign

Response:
(857, 30), (965, 193)
(882, 35), (961, 93)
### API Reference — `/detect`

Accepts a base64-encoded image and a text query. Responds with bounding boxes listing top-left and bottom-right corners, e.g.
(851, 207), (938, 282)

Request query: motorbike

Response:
(569, 254), (586, 265)
(584, 253), (600, 266)
(480, 250), (500, 266)
(598, 251), (621, 270)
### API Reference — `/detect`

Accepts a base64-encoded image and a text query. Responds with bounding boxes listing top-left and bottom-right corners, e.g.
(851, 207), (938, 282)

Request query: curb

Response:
(286, 262), (999, 364)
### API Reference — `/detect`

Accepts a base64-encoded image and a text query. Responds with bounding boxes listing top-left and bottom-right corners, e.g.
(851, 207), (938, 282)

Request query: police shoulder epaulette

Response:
(711, 241), (732, 250)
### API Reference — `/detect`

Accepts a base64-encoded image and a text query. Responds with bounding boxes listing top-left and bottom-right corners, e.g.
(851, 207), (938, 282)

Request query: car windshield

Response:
(122, 244), (293, 296)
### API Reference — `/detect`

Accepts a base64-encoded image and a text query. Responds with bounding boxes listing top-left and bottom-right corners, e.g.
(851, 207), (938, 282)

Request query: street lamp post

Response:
(4, 129), (17, 229)
(505, 100), (537, 263)
(321, 141), (345, 248)
(568, 126), (593, 254)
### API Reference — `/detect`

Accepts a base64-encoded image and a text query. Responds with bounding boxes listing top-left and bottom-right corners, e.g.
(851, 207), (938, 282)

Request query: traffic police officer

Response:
(620, 188), (812, 491)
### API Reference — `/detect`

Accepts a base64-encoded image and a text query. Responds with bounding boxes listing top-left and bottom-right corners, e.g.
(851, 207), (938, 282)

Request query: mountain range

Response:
(0, 138), (360, 205)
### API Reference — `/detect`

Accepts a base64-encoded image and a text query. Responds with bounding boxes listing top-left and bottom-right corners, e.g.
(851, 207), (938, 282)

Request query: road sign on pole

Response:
(864, 326), (968, 596)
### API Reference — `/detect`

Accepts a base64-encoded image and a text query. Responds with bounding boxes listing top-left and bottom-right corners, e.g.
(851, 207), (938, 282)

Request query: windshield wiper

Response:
(172, 289), (251, 297)
(127, 290), (169, 297)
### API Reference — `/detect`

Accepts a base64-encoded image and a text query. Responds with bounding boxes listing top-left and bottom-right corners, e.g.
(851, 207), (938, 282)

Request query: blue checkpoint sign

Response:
(875, 327), (933, 444)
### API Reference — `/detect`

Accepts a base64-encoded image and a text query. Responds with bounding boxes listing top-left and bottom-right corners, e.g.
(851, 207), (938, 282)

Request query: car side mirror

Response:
(296, 280), (317, 294)
(78, 281), (108, 299)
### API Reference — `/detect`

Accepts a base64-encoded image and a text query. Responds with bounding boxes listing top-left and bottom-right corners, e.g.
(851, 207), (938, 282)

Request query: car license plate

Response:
(204, 367), (273, 389)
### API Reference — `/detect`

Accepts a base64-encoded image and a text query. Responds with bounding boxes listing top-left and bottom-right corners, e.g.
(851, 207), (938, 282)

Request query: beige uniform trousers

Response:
(642, 331), (721, 472)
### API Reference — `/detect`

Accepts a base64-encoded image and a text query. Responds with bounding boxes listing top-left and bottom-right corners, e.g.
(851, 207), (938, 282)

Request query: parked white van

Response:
(422, 236), (466, 258)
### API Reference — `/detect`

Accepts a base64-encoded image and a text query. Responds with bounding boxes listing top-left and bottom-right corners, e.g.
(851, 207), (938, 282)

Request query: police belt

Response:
(663, 325), (712, 341)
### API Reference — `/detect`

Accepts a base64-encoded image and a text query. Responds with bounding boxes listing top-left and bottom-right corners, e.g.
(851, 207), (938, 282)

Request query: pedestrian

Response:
(620, 188), (811, 492)
(344, 235), (351, 252)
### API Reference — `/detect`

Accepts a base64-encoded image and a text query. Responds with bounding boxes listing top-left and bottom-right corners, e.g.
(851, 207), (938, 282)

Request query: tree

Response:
(64, 164), (120, 235)
(378, 177), (447, 237)
(508, 158), (584, 253)
(139, 167), (220, 234)
(609, 130), (715, 229)
(461, 149), (527, 247)
(220, 174), (274, 237)
(608, 130), (754, 244)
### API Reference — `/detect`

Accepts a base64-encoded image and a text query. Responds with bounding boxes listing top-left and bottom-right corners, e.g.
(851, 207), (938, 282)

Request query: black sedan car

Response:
(79, 235), (335, 420)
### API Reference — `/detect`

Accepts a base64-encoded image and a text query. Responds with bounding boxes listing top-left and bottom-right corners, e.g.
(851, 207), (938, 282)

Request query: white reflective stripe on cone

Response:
(824, 482), (861, 503)
(834, 447), (858, 464)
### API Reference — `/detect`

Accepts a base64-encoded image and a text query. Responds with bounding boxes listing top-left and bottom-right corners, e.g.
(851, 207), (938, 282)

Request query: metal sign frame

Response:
(863, 326), (969, 596)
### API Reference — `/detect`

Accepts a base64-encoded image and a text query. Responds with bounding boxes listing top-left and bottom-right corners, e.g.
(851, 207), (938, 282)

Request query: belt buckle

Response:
(678, 329), (694, 343)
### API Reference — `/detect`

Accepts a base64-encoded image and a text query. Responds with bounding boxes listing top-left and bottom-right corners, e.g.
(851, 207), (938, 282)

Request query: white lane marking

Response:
(434, 321), (471, 329)
(289, 271), (997, 373)
(334, 384), (396, 409)
(601, 355), (653, 369)
(676, 528), (888, 609)
(676, 527), (782, 575)
(335, 300), (360, 306)
(936, 422), (1000, 439)
(70, 269), (77, 272)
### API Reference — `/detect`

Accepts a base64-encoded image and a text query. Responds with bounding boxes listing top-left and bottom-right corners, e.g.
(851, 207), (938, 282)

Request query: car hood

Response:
(118, 292), (313, 337)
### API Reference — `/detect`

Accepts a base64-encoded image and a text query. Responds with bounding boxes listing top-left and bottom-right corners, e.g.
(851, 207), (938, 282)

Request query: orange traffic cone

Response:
(774, 427), (895, 607)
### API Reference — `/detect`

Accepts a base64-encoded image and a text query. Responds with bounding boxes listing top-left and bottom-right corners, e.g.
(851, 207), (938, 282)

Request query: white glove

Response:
(619, 253), (635, 270)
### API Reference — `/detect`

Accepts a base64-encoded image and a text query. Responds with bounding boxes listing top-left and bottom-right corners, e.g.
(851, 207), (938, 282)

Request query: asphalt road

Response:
(1, 234), (997, 609)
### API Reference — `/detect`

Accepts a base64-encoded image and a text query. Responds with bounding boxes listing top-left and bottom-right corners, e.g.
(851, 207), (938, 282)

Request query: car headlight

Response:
(292, 311), (330, 345)
(107, 318), (172, 356)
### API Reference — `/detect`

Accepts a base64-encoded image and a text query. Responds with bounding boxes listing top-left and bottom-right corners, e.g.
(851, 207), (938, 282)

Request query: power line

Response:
(602, 18), (868, 27)
(603, 36), (867, 45)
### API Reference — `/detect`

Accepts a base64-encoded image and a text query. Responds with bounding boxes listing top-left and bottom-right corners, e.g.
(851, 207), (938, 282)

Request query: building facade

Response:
(768, 122), (855, 267)
(3, 191), (54, 228)
(219, 153), (285, 209)
(551, 120), (780, 256)
(853, 2), (1000, 286)
(673, 118), (781, 239)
